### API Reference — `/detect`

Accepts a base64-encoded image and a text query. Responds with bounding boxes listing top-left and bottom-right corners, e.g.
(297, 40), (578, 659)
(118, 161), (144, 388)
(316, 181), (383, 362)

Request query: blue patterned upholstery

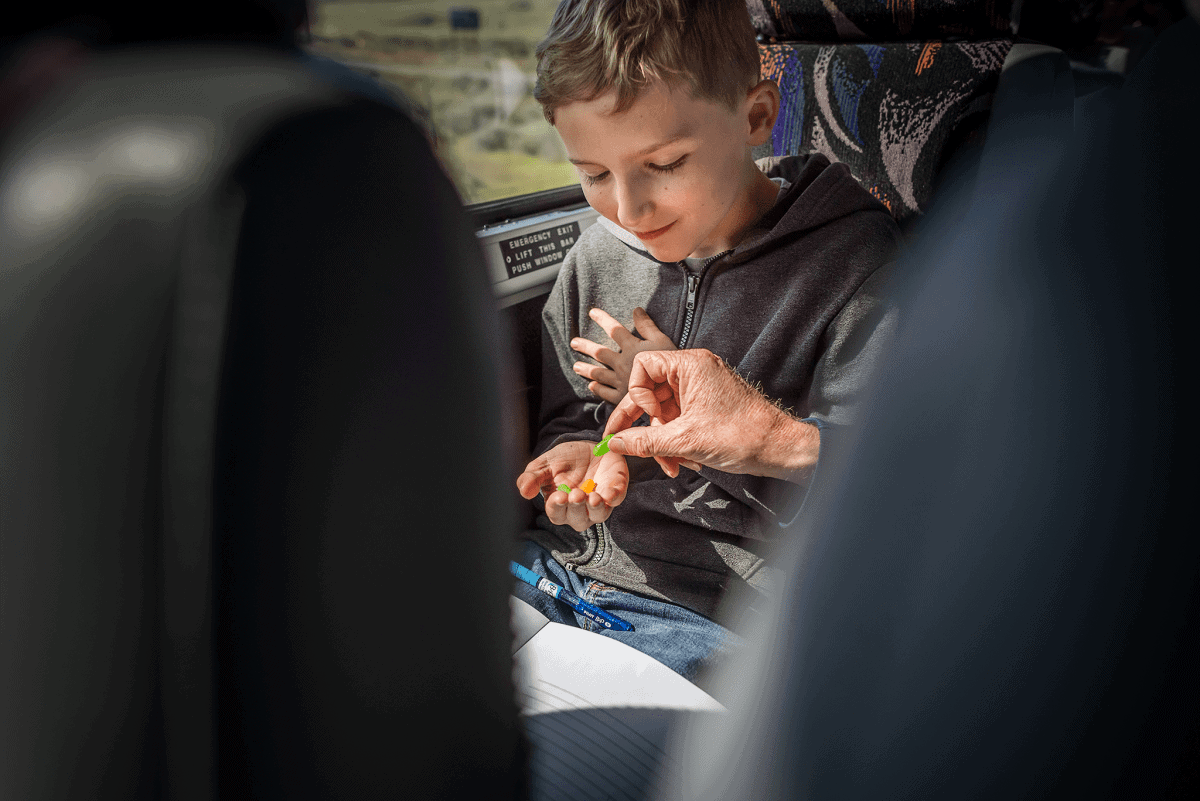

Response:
(748, 0), (1018, 41)
(752, 1), (1021, 224)
(759, 39), (1011, 221)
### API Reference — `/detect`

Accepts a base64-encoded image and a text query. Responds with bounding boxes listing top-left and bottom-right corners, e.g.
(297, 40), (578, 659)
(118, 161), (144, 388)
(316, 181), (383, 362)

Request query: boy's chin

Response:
(642, 241), (691, 263)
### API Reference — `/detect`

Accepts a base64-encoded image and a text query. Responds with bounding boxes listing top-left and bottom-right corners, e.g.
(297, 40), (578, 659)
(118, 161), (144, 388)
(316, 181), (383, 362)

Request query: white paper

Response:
(514, 622), (726, 714)
(513, 621), (727, 801)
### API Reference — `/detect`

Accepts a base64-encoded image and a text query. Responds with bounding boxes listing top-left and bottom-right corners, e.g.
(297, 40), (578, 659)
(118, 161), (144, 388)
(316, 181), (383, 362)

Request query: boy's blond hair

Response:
(534, 0), (761, 124)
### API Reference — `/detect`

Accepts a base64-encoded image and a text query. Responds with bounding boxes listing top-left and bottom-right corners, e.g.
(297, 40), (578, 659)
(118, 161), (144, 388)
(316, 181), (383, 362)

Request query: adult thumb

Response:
(609, 426), (685, 478)
(609, 419), (696, 455)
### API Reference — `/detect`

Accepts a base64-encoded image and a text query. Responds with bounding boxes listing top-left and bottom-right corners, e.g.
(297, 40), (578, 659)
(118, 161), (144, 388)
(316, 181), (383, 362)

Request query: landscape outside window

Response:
(306, 0), (578, 204)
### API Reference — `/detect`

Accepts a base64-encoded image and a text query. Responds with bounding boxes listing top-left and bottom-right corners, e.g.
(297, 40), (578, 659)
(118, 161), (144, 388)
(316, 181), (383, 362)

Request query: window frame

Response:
(469, 184), (586, 228)
(475, 190), (599, 309)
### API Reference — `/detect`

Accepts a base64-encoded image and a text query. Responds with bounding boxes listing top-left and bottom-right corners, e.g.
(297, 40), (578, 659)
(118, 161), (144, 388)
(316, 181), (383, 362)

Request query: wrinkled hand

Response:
(571, 307), (676, 404)
(602, 349), (820, 481)
(516, 440), (630, 531)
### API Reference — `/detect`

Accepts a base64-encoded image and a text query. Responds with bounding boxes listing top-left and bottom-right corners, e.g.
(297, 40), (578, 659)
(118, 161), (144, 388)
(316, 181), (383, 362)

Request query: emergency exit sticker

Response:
(499, 221), (581, 279)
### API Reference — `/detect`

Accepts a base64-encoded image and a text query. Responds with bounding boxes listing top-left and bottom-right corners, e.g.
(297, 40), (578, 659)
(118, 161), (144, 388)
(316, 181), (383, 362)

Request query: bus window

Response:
(305, 0), (578, 204)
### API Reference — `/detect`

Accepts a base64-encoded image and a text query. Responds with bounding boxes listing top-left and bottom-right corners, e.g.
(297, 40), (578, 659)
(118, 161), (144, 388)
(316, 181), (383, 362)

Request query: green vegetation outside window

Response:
(306, 0), (579, 204)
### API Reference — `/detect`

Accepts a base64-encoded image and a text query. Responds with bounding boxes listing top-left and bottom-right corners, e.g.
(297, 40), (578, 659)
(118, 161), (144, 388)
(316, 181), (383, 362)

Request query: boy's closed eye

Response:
(579, 155), (689, 186)
(649, 155), (687, 174)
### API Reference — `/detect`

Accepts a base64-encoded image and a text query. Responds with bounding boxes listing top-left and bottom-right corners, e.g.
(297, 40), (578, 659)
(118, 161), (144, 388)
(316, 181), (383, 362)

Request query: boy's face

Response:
(554, 79), (776, 263)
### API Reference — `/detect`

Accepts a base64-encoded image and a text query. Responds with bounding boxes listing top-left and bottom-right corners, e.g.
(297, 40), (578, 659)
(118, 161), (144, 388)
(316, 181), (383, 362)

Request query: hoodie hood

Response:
(736, 153), (891, 262)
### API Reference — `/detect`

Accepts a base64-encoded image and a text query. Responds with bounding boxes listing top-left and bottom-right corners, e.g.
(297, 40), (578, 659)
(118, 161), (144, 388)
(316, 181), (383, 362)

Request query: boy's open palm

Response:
(571, 307), (676, 404)
(516, 441), (630, 532)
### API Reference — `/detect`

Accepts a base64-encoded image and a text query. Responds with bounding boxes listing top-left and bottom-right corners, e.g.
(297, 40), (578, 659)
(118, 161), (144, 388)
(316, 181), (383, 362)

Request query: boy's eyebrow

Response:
(635, 134), (689, 156)
(568, 134), (690, 166)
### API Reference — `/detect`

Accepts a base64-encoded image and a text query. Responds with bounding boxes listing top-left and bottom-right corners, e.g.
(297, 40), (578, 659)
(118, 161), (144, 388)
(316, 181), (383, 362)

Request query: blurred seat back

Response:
(656, 12), (1200, 801)
(0, 44), (522, 800)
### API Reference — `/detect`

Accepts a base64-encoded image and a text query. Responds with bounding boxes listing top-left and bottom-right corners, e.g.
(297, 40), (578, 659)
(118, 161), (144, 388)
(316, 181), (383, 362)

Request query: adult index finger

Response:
(603, 353), (679, 436)
(603, 392), (644, 437)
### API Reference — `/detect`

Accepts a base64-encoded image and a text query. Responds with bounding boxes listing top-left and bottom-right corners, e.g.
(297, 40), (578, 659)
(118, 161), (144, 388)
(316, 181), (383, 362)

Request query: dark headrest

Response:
(1, 1), (308, 48)
(758, 40), (1012, 223)
(748, 0), (1020, 42)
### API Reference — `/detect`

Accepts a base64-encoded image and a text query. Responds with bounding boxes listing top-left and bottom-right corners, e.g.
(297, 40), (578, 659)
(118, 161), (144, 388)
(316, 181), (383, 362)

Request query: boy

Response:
(514, 0), (900, 680)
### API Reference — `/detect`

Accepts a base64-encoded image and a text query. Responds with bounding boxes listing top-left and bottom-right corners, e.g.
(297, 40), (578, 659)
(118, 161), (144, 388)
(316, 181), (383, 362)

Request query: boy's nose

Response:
(614, 175), (654, 230)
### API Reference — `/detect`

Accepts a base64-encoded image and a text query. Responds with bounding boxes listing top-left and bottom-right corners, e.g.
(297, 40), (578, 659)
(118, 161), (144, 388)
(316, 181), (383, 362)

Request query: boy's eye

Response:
(582, 171), (609, 186)
(648, 156), (687, 174)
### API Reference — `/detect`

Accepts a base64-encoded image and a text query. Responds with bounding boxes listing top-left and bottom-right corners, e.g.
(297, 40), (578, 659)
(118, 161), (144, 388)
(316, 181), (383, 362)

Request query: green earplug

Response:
(557, 483), (571, 493)
(594, 434), (614, 457)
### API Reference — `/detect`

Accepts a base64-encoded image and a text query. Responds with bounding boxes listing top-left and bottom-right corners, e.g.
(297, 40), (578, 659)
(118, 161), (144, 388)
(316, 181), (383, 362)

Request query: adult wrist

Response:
(760, 412), (820, 482)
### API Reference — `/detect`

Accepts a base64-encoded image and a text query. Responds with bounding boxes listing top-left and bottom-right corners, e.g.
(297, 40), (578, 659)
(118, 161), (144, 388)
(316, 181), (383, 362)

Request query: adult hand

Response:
(570, 307), (676, 405)
(602, 349), (820, 481)
(516, 440), (630, 531)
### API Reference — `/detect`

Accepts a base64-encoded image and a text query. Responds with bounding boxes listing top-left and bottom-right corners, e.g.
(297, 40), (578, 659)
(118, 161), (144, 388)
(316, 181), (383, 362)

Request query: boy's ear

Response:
(745, 79), (781, 147)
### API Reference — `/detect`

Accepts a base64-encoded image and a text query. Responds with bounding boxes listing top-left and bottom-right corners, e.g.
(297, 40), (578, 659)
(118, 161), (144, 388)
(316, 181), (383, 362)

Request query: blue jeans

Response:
(512, 540), (741, 682)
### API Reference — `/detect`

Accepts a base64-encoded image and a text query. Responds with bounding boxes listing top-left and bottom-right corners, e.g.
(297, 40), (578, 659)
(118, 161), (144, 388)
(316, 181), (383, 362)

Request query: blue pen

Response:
(510, 561), (634, 632)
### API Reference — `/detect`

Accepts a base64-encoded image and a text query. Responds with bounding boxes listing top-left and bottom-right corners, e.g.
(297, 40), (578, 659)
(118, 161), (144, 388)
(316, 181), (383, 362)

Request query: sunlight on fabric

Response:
(3, 122), (211, 241)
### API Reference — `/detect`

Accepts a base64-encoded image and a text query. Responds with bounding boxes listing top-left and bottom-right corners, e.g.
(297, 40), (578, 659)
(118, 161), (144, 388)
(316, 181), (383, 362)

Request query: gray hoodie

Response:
(529, 153), (902, 621)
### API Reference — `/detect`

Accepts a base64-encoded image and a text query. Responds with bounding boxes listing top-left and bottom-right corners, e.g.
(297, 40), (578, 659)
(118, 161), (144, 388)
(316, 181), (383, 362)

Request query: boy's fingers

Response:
(595, 476), (627, 507)
(520, 450), (570, 480)
(570, 337), (620, 368)
(516, 472), (540, 499)
(589, 381), (623, 406)
(552, 502), (586, 532)
(631, 307), (665, 339)
(544, 493), (567, 525)
(653, 332), (679, 350)
(566, 488), (594, 531)
(589, 308), (638, 349)
(548, 484), (593, 528)
(633, 309), (676, 349)
(587, 501), (612, 526)
(593, 451), (629, 497)
(522, 444), (589, 487)
(517, 463), (558, 498)
(573, 361), (617, 387)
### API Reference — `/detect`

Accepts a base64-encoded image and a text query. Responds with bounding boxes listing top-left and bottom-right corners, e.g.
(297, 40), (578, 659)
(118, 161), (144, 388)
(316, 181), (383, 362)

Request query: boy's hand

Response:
(516, 441), (630, 532)
(571, 307), (676, 404)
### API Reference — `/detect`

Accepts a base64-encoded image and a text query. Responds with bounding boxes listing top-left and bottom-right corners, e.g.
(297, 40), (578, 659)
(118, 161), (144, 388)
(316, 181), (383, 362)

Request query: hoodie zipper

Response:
(678, 274), (700, 348)
(564, 521), (605, 573)
(677, 251), (732, 349)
